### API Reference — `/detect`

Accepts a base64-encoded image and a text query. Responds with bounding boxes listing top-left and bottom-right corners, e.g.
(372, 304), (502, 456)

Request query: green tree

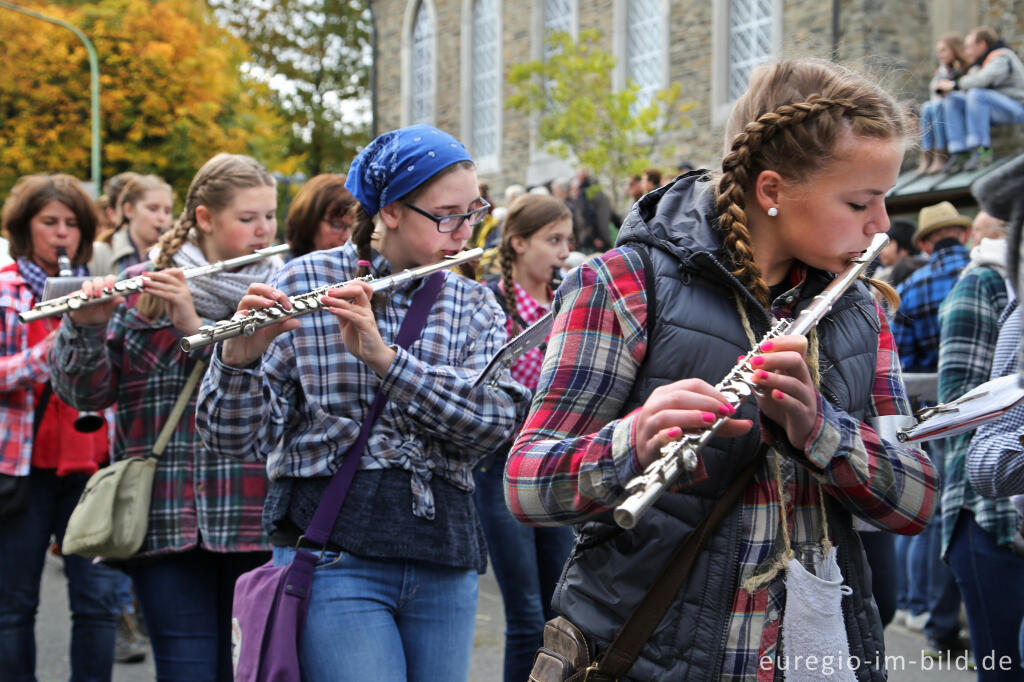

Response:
(0, 0), (290, 199)
(508, 29), (692, 206)
(211, 0), (372, 178)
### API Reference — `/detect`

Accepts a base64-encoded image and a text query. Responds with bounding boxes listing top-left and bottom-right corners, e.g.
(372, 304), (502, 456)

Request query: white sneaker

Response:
(905, 611), (930, 632)
(892, 609), (910, 627)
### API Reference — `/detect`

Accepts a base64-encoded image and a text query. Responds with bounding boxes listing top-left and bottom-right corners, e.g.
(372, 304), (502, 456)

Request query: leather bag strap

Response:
(598, 452), (764, 677)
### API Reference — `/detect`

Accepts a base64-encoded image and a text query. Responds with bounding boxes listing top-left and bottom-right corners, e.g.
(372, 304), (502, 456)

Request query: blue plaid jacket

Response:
(892, 241), (971, 373)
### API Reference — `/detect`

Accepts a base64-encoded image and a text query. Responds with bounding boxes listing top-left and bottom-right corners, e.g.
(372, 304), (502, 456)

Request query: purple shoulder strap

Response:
(303, 271), (445, 547)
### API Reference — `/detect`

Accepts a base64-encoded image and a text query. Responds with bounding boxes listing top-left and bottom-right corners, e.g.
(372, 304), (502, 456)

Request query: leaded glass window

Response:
(627, 0), (664, 114)
(729, 0), (773, 101)
(410, 1), (435, 124)
(471, 0), (498, 161)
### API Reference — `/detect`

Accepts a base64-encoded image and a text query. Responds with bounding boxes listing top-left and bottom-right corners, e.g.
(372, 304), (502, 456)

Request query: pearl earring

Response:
(767, 207), (779, 217)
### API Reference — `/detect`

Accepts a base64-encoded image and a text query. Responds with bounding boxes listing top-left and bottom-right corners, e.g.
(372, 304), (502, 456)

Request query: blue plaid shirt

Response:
(966, 298), (1024, 498)
(195, 243), (532, 521)
(891, 240), (971, 373)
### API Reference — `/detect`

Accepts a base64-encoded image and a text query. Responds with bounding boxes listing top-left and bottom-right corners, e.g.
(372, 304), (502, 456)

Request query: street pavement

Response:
(36, 550), (976, 681)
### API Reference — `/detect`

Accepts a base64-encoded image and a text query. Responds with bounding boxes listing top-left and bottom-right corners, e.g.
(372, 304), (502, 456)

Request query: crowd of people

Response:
(2, 32), (1024, 682)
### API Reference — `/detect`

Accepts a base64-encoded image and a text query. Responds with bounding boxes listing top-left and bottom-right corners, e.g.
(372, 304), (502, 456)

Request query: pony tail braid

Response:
(866, 276), (900, 311)
(136, 217), (192, 320)
(716, 158), (771, 307)
(351, 205), (375, 279)
(497, 244), (520, 335)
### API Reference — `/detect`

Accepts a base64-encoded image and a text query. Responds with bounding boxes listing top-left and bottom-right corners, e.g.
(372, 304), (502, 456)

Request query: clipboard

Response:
(897, 373), (1024, 442)
(473, 312), (554, 388)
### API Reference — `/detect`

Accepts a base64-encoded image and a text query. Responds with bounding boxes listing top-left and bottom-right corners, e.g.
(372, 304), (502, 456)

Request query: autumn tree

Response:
(508, 29), (692, 207)
(210, 0), (372, 177)
(0, 0), (290, 199)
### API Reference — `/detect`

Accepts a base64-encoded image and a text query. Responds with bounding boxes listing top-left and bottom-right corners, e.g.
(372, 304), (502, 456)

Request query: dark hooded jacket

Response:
(550, 172), (911, 680)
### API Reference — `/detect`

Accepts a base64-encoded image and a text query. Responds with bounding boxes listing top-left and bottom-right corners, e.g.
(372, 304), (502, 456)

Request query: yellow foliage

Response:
(0, 0), (293, 198)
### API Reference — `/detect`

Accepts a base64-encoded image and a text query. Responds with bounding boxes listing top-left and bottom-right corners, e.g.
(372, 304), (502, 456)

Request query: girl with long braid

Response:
(505, 58), (939, 680)
(195, 125), (530, 681)
(475, 193), (575, 682)
(48, 154), (282, 681)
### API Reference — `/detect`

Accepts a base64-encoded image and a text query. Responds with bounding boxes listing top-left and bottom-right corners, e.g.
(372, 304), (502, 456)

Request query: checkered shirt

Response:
(195, 244), (531, 520)
(48, 264), (272, 556)
(891, 241), (971, 373)
(937, 265), (1015, 556)
(502, 279), (551, 390)
(505, 247), (938, 680)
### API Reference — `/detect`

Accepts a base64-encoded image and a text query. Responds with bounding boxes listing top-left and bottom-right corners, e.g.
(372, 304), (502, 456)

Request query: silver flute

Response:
(19, 244), (290, 324)
(613, 233), (889, 529)
(179, 247), (484, 352)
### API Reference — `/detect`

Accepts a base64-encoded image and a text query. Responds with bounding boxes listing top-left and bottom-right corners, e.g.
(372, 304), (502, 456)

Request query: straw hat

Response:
(914, 201), (971, 244)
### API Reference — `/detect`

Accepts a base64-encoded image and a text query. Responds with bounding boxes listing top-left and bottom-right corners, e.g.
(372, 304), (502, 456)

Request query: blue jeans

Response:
(948, 511), (1024, 680)
(474, 451), (574, 681)
(942, 88), (1024, 152)
(0, 468), (120, 682)
(126, 548), (269, 682)
(273, 546), (478, 682)
(920, 99), (949, 150)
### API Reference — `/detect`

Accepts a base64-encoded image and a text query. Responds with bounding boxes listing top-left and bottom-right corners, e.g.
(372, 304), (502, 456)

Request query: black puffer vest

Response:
(552, 174), (887, 680)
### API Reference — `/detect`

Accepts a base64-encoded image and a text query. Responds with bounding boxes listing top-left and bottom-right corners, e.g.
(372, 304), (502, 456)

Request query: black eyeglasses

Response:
(322, 217), (352, 232)
(402, 198), (491, 233)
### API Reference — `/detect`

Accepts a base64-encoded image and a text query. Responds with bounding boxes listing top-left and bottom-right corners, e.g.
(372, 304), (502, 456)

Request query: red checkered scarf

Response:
(501, 279), (550, 389)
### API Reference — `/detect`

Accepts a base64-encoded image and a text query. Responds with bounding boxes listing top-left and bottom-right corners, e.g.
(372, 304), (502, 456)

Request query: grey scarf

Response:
(171, 241), (282, 320)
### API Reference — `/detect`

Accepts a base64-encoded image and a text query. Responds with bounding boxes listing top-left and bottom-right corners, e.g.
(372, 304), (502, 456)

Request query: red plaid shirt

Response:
(501, 279), (551, 390)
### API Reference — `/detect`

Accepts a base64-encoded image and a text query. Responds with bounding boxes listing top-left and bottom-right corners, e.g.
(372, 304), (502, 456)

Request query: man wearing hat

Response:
(891, 200), (971, 658)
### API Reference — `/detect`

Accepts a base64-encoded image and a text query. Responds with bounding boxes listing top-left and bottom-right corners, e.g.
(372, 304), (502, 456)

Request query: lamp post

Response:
(0, 1), (101, 194)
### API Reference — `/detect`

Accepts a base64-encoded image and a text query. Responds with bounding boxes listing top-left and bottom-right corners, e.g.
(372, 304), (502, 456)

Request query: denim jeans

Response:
(916, 440), (963, 643)
(948, 511), (1024, 681)
(272, 546), (478, 682)
(920, 99), (949, 150)
(126, 548), (269, 682)
(942, 88), (1024, 152)
(0, 467), (120, 682)
(474, 450), (574, 681)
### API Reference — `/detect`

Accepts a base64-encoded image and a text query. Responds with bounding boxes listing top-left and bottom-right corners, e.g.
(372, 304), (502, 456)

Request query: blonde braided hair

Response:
(136, 154), (274, 321)
(716, 58), (908, 309)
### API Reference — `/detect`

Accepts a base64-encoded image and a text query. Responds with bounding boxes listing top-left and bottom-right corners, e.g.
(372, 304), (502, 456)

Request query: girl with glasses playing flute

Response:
(505, 58), (939, 681)
(49, 154), (283, 681)
(195, 124), (530, 682)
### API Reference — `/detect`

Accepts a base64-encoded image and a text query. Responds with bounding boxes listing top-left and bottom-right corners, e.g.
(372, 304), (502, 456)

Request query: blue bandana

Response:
(345, 124), (473, 216)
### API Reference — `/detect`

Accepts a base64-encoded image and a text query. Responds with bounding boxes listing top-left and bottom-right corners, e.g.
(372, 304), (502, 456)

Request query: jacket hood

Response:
(616, 170), (727, 268)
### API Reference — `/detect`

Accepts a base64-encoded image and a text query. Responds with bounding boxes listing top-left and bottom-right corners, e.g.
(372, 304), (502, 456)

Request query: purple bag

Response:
(231, 272), (445, 681)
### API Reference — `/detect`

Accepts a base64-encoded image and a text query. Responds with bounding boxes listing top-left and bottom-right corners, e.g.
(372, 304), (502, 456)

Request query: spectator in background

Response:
(936, 26), (1024, 173)
(875, 217), (925, 286)
(641, 167), (663, 193)
(890, 200), (971, 658)
(626, 174), (644, 203)
(572, 171), (616, 253)
(285, 173), (356, 259)
(100, 172), (140, 230)
(470, 180), (501, 252)
(917, 34), (969, 174)
(504, 183), (526, 207)
(676, 159), (694, 174)
(90, 174), (173, 277)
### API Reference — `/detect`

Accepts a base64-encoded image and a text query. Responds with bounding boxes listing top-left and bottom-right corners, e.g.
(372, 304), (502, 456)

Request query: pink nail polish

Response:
(667, 427), (682, 438)
(701, 412), (716, 423)
(718, 403), (735, 415)
(751, 356), (764, 367)
(756, 370), (769, 381)
(760, 340), (774, 351)
(773, 390), (785, 400)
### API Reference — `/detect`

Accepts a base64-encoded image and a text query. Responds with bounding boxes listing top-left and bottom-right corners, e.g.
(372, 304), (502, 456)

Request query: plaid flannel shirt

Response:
(966, 299), (1024, 497)
(49, 271), (271, 557)
(938, 266), (1016, 555)
(506, 248), (937, 680)
(504, 279), (550, 390)
(891, 241), (971, 373)
(0, 266), (51, 476)
(195, 244), (530, 518)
